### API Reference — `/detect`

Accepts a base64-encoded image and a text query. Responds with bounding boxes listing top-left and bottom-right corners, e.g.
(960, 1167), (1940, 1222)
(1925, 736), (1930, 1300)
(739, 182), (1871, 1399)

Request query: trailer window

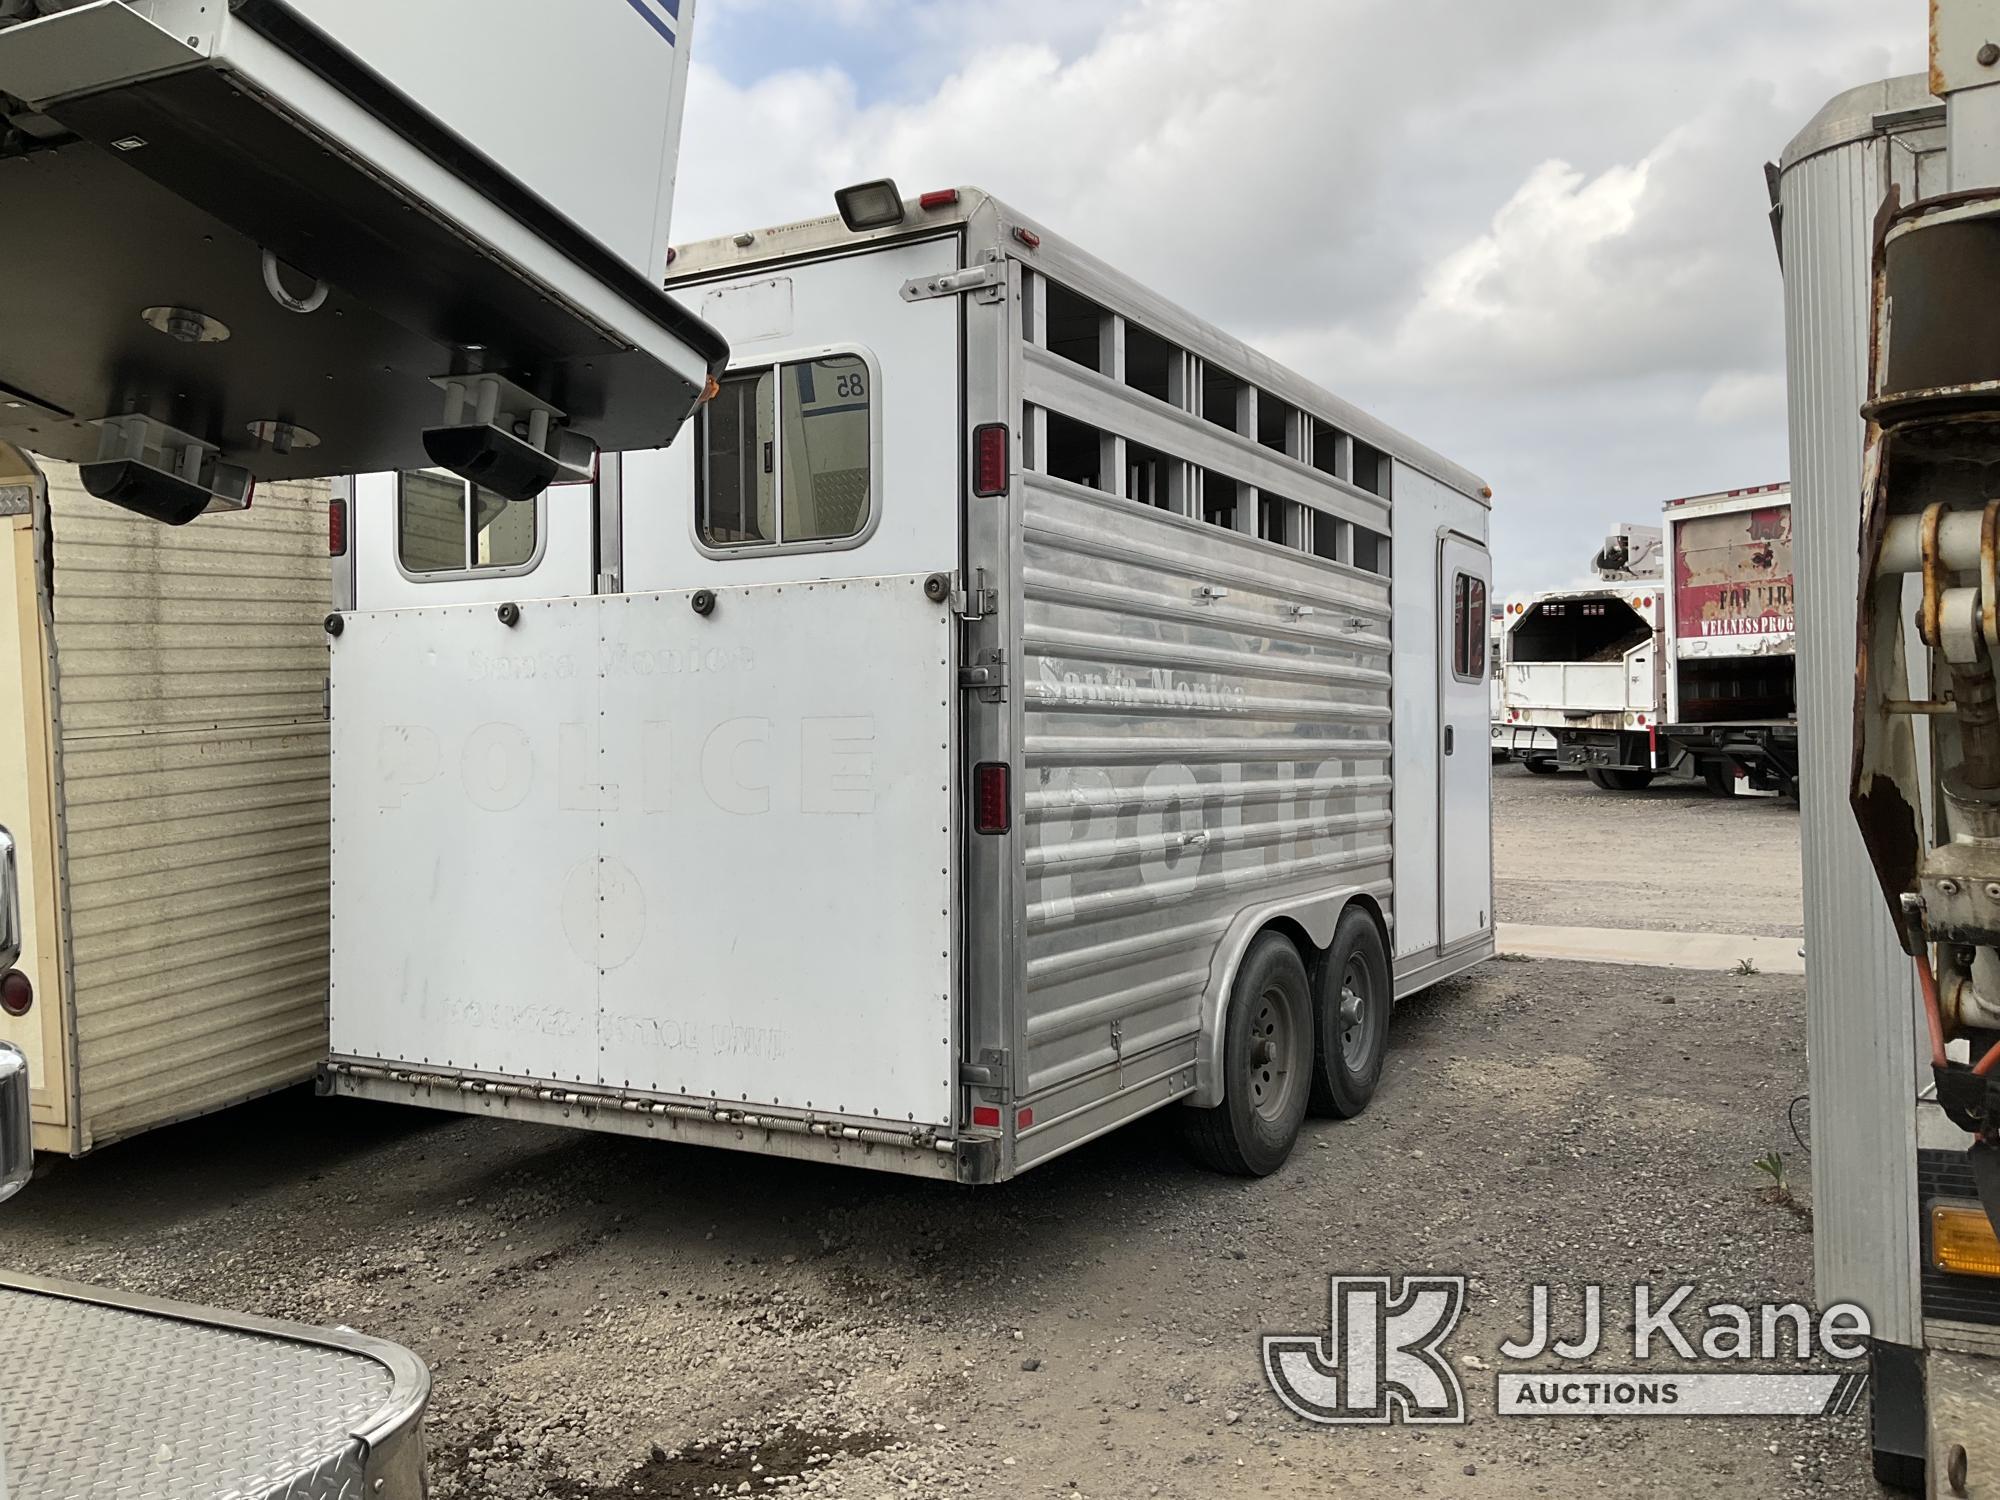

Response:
(397, 470), (541, 576)
(697, 355), (873, 551)
(1452, 573), (1487, 682)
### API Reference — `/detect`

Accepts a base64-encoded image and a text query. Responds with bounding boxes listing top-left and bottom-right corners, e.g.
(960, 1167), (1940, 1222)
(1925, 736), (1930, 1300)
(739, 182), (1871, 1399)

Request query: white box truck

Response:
(0, 0), (725, 515)
(0, 444), (334, 1155)
(318, 184), (1496, 1183)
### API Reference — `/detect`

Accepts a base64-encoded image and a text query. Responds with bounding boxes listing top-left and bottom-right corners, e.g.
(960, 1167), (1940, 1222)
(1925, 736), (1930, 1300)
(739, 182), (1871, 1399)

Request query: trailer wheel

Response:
(1309, 907), (1392, 1119)
(1585, 767), (1654, 792)
(1702, 762), (1737, 797)
(1523, 757), (1560, 776)
(1180, 932), (1313, 1176)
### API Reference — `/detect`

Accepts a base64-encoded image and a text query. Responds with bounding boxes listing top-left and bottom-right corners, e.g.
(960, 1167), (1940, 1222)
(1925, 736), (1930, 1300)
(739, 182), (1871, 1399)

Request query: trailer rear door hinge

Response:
(960, 648), (1009, 701)
(902, 261), (1007, 304)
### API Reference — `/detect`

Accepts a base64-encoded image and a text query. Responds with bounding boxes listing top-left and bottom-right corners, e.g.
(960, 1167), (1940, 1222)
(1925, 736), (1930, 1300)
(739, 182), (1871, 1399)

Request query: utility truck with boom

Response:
(1495, 522), (1665, 787)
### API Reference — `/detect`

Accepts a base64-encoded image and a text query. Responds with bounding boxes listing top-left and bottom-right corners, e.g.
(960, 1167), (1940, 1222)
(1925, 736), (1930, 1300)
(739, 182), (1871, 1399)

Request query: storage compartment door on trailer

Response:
(326, 579), (957, 1130)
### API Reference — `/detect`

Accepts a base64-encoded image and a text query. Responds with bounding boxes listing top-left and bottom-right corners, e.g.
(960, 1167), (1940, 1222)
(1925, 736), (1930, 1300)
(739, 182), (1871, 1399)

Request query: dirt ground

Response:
(11, 953), (1875, 1498)
(1493, 760), (1805, 938)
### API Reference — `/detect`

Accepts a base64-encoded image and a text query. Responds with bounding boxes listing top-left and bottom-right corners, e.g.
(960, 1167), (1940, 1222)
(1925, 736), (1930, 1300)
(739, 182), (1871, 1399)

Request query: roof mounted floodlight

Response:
(835, 179), (907, 232)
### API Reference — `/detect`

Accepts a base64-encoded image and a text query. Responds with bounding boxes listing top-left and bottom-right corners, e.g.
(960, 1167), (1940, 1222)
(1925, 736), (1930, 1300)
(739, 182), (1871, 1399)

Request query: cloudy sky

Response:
(674, 0), (1924, 594)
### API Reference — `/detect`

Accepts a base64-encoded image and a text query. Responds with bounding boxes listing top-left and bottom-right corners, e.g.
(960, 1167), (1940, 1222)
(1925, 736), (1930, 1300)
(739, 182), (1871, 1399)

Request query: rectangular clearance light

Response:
(974, 763), (1012, 836)
(835, 179), (906, 232)
(973, 423), (1010, 497)
(1932, 1202), (2000, 1278)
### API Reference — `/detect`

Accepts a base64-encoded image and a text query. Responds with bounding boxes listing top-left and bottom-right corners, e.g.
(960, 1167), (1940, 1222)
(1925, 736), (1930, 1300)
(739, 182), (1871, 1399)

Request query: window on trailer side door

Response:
(397, 470), (543, 575)
(696, 355), (874, 550)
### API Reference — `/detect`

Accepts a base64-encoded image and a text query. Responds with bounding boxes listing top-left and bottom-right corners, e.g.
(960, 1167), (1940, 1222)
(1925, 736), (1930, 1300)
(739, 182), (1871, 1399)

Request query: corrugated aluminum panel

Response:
(1019, 473), (1394, 1098)
(1780, 75), (1941, 1346)
(44, 467), (331, 1150)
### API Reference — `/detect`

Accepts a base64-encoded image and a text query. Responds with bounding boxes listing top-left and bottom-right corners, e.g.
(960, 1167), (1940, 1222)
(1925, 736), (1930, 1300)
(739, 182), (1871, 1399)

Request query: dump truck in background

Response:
(1659, 483), (1798, 797)
(1495, 523), (1666, 787)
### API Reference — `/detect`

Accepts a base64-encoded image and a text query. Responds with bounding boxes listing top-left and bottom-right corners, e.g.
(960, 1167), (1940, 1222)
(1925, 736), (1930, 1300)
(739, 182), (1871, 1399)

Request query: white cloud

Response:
(675, 0), (1926, 592)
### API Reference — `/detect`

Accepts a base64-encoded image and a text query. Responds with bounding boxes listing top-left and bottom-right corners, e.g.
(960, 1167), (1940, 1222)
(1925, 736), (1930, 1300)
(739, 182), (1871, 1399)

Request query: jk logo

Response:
(1263, 1276), (1468, 1425)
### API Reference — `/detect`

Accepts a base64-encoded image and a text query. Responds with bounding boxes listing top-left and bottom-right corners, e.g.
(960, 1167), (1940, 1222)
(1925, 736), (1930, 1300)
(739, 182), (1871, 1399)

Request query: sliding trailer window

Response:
(696, 351), (877, 554)
(397, 470), (550, 579)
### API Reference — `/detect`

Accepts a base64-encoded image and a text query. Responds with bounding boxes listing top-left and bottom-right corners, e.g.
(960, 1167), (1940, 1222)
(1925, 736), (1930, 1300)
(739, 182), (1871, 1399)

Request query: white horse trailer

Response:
(321, 186), (1494, 1182)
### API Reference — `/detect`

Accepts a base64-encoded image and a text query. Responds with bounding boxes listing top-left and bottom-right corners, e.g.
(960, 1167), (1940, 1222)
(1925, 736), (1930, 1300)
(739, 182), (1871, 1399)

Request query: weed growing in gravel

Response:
(1733, 957), (1760, 976)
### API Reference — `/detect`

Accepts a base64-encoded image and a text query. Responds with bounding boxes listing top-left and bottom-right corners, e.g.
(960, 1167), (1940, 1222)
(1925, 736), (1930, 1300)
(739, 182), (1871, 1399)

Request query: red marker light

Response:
(328, 494), (348, 557)
(920, 189), (961, 210)
(972, 1105), (1001, 1128)
(972, 423), (1010, 498)
(1013, 227), (1042, 250)
(0, 969), (32, 1018)
(1017, 1108), (1035, 1130)
(974, 763), (1012, 835)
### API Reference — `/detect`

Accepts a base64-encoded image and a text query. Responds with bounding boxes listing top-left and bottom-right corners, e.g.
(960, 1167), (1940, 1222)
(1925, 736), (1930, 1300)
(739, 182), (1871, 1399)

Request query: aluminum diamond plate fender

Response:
(0, 1269), (430, 1499)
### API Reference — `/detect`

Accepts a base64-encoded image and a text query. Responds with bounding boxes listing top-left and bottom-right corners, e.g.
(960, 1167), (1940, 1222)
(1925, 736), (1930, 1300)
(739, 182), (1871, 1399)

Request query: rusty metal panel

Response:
(1780, 73), (1942, 1349)
(1017, 472), (1394, 1101)
(42, 464), (331, 1151)
(1671, 502), (1796, 649)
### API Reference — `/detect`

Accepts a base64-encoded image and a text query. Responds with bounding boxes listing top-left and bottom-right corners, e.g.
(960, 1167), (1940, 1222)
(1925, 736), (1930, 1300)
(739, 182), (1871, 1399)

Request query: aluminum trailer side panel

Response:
(1780, 74), (1944, 1354)
(1015, 471), (1395, 1155)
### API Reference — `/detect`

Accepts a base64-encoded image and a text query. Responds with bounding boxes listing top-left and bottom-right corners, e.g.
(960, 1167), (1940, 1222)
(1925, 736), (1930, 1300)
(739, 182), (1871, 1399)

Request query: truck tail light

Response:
(328, 493), (348, 557)
(973, 424), (1010, 498)
(0, 969), (31, 1018)
(1933, 1203), (2000, 1278)
(974, 763), (1012, 835)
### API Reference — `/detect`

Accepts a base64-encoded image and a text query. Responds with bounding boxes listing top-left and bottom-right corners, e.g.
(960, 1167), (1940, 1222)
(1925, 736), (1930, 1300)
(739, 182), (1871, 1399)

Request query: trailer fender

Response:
(1190, 891), (1375, 1108)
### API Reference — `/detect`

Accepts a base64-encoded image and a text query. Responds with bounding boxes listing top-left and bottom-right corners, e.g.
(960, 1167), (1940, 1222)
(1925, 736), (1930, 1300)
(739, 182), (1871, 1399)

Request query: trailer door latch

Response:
(960, 1048), (1010, 1087)
(960, 649), (1009, 701)
(901, 256), (1007, 305)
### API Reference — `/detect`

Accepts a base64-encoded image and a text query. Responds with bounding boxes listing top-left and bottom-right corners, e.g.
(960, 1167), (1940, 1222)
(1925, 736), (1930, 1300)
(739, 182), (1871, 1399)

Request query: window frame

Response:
(393, 470), (557, 583)
(691, 343), (884, 562)
(1451, 571), (1488, 683)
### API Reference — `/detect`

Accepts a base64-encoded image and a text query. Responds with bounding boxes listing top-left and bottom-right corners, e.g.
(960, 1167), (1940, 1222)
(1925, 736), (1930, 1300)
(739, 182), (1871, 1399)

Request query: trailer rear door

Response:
(327, 578), (956, 1130)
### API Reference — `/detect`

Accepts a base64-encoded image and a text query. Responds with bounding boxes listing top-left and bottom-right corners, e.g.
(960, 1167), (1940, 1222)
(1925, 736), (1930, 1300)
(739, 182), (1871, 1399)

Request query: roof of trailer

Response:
(1779, 74), (1939, 172)
(667, 187), (1491, 506)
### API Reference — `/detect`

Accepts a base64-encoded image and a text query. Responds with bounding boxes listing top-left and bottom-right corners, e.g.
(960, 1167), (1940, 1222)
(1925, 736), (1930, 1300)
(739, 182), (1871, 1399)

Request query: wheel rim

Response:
(1246, 981), (1305, 1123)
(1338, 958), (1375, 1070)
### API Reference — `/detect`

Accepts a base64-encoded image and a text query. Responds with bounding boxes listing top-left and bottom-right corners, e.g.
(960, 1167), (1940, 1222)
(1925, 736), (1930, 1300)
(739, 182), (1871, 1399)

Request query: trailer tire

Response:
(1309, 907), (1392, 1119)
(1585, 767), (1654, 792)
(1524, 757), (1560, 776)
(1702, 762), (1736, 797)
(1180, 932), (1313, 1177)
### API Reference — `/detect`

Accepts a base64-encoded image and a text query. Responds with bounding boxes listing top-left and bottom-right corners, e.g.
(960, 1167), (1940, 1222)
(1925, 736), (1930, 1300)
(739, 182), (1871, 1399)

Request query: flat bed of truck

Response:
(0, 1270), (429, 1499)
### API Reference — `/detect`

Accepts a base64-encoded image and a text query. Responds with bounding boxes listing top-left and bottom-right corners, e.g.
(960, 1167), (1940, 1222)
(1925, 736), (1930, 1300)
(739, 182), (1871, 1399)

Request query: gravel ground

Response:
(1494, 761), (1805, 938)
(10, 957), (1879, 1499)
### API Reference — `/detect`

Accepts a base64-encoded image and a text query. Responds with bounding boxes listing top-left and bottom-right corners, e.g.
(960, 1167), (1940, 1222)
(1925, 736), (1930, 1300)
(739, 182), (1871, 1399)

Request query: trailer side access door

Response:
(327, 577), (956, 1131)
(1439, 534), (1492, 945)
